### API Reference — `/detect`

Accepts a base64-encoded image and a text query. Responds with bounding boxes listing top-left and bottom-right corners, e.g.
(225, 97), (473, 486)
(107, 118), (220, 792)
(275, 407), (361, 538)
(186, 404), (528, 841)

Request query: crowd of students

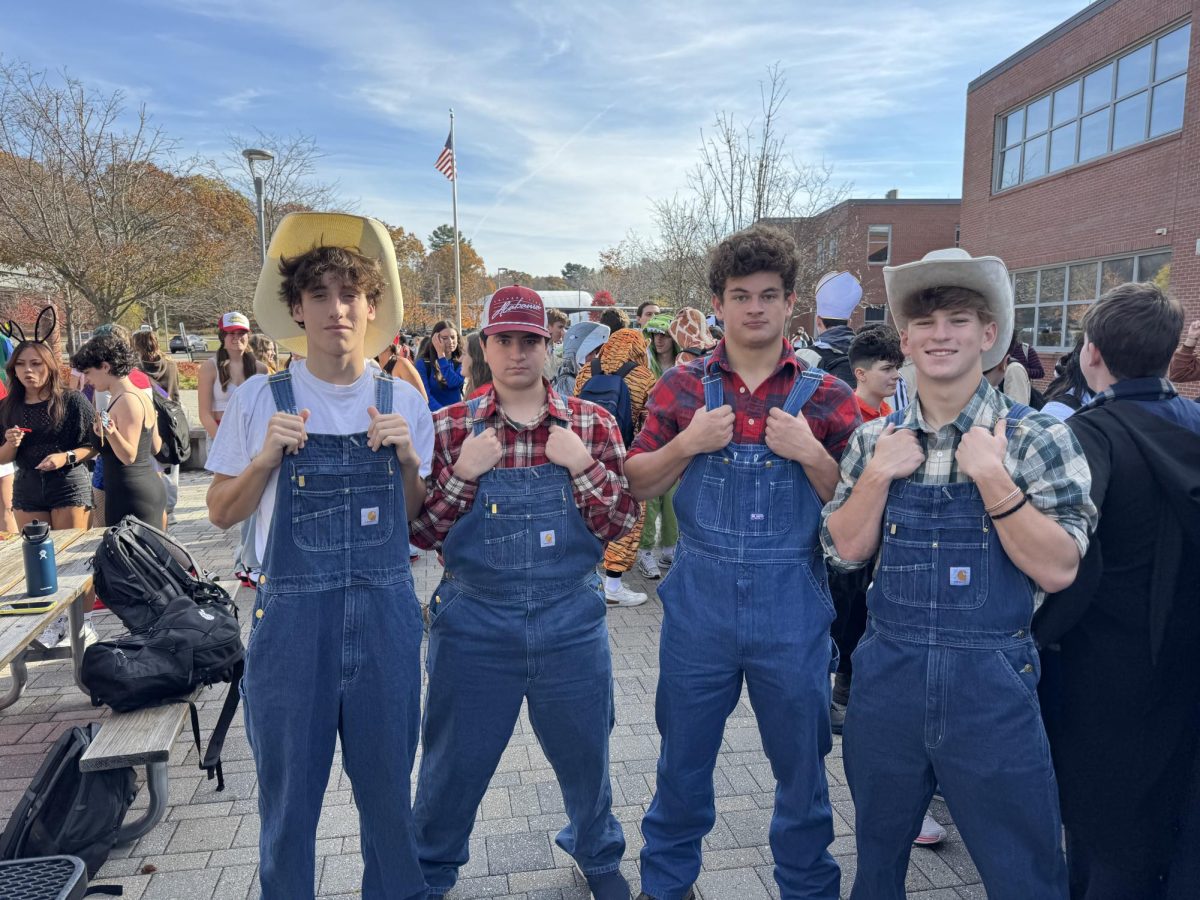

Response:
(201, 210), (1197, 900)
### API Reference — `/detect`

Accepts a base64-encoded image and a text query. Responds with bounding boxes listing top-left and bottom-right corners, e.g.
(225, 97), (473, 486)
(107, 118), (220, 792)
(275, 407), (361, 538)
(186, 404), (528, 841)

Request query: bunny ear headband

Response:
(0, 306), (57, 345)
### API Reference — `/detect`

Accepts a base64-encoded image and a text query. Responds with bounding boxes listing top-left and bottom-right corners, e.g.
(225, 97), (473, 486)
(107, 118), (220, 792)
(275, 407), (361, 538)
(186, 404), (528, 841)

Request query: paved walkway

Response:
(0, 471), (983, 899)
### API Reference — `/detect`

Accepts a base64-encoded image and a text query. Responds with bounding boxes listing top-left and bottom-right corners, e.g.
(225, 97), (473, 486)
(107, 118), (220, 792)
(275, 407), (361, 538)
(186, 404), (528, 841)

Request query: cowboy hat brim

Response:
(883, 250), (1014, 372)
(253, 212), (403, 359)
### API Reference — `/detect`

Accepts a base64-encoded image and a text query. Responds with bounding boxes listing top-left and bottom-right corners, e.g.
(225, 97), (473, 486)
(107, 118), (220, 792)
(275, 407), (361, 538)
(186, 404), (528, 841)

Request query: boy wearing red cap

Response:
(411, 286), (640, 899)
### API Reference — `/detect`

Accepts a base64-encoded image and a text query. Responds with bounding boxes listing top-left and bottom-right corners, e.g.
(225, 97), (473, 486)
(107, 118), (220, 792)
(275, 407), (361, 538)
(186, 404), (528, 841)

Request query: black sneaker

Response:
(830, 701), (847, 736)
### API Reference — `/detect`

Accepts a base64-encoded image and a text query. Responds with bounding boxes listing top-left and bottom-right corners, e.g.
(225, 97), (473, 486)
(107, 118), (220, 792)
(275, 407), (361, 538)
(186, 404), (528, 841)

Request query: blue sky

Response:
(2, 0), (1090, 275)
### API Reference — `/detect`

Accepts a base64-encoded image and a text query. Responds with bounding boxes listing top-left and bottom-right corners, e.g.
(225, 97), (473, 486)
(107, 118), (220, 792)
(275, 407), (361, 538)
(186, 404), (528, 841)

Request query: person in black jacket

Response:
(1035, 281), (1200, 900)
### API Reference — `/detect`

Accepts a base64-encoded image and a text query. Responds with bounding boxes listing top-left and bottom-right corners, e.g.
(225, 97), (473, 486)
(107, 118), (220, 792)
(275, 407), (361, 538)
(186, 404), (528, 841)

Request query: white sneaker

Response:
(36, 616), (68, 648)
(80, 621), (99, 648)
(657, 545), (675, 567)
(913, 814), (947, 846)
(605, 583), (648, 608)
(636, 549), (662, 579)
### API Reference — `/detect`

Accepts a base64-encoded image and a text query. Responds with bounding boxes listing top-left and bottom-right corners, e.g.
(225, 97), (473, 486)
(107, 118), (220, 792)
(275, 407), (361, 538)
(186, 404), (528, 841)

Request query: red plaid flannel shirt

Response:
(411, 382), (640, 550)
(629, 338), (862, 460)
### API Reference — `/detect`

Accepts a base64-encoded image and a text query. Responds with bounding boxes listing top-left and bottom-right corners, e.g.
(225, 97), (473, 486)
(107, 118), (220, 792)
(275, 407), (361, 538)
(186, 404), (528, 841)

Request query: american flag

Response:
(435, 131), (456, 181)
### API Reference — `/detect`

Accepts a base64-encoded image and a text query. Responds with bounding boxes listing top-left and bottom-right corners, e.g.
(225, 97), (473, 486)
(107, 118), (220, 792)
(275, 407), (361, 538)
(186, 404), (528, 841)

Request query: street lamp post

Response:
(242, 148), (274, 265)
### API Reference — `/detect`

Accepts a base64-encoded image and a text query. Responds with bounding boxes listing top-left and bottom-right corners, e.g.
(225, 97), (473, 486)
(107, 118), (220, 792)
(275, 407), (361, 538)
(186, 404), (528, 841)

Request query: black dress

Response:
(100, 397), (166, 527)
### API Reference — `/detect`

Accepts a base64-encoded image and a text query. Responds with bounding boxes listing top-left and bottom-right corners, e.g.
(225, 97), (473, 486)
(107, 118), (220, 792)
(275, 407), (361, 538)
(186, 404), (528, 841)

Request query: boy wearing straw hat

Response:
(822, 248), (1096, 899)
(206, 213), (434, 900)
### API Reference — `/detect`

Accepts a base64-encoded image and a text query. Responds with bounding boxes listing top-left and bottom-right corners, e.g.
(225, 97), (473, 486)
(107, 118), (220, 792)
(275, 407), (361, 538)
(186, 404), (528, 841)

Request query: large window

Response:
(1012, 249), (1172, 350)
(996, 22), (1190, 191)
(867, 225), (891, 264)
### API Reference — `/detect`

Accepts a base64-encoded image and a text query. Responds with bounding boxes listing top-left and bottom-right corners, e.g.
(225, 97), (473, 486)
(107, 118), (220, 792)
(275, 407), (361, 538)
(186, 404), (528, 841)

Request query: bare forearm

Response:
(402, 464), (426, 522)
(826, 467), (892, 563)
(207, 464), (274, 529)
(626, 440), (692, 500)
(802, 451), (841, 504)
(974, 467), (1079, 593)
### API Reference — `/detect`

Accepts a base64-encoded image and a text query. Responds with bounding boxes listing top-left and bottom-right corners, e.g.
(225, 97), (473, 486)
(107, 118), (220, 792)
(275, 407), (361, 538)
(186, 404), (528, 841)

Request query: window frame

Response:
(1010, 248), (1173, 351)
(867, 224), (892, 265)
(993, 20), (1190, 193)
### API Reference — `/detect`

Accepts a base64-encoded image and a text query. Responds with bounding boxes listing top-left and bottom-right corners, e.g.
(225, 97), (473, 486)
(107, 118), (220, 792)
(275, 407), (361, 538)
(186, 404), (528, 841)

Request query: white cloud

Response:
(53, 0), (1094, 273)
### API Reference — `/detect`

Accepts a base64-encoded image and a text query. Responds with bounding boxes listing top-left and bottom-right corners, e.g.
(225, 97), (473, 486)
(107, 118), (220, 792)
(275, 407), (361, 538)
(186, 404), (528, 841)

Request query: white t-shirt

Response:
(206, 360), (434, 562)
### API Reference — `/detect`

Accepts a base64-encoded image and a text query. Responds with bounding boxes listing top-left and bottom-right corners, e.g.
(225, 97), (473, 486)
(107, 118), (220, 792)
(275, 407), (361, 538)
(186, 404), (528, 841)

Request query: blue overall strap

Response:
(780, 368), (825, 418)
(372, 372), (395, 415)
(1003, 402), (1031, 439)
(702, 373), (724, 411)
(267, 371), (297, 415)
(885, 407), (907, 428)
(466, 397), (487, 436)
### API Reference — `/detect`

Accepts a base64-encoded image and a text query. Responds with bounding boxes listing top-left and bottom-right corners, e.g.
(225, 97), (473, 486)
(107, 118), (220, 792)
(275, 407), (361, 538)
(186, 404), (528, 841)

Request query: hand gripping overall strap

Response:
(885, 402), (1033, 438)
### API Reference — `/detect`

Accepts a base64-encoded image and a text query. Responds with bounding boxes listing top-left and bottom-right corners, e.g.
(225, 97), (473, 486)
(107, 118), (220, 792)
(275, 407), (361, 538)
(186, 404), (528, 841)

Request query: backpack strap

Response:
(182, 657), (243, 793)
(615, 361), (637, 378)
(267, 371), (297, 415)
(373, 372), (394, 415)
(780, 369), (825, 418)
(591, 357), (603, 376)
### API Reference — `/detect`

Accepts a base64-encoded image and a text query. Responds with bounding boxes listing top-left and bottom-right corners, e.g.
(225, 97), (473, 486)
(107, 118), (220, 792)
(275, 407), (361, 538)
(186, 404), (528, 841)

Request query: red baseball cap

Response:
(482, 286), (549, 338)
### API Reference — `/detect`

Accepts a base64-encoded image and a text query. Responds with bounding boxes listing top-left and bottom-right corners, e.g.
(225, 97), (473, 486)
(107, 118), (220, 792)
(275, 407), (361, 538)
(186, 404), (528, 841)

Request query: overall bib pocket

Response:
(880, 516), (990, 609)
(482, 487), (568, 570)
(290, 459), (396, 551)
(694, 458), (795, 536)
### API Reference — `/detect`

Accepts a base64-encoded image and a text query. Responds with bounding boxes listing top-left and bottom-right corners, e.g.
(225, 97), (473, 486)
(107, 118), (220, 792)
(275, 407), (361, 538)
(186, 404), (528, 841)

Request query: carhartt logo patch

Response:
(361, 507), (380, 526)
(540, 530), (556, 548)
(950, 567), (971, 586)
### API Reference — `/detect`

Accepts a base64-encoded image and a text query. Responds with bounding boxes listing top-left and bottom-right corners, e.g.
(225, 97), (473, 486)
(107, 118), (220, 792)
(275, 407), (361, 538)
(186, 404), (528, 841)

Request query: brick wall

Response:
(961, 0), (1200, 349)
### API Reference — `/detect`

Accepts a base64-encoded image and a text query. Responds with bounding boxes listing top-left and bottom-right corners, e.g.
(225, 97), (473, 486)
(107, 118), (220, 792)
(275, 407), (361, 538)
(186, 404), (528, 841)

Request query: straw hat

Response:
(883, 248), (1014, 372)
(252, 212), (403, 359)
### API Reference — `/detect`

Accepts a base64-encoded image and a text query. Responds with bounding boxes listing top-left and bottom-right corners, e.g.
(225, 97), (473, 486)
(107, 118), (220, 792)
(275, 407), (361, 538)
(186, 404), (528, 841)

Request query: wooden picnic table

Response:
(0, 527), (106, 712)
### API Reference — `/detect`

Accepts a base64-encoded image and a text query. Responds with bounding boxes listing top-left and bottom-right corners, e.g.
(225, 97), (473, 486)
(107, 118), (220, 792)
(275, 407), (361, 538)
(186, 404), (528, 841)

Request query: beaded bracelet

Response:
(990, 495), (1028, 521)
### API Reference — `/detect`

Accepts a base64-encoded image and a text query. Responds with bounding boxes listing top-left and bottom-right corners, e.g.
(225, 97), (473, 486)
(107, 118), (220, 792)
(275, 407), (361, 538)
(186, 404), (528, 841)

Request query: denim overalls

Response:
(242, 370), (426, 900)
(640, 368), (841, 900)
(413, 398), (625, 896)
(843, 405), (1068, 900)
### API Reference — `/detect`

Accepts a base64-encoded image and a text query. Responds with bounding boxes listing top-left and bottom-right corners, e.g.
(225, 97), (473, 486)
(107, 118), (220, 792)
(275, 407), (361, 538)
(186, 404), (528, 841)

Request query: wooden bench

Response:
(76, 583), (245, 844)
(79, 693), (198, 844)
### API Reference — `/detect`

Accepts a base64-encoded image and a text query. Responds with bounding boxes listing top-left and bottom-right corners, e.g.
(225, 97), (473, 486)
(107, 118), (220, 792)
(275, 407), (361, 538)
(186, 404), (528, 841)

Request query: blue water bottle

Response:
(21, 520), (57, 597)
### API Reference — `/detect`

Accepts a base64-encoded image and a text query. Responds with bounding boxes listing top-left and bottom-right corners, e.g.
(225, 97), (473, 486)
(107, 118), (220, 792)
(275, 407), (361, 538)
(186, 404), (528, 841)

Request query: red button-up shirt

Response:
(411, 383), (640, 550)
(629, 339), (862, 460)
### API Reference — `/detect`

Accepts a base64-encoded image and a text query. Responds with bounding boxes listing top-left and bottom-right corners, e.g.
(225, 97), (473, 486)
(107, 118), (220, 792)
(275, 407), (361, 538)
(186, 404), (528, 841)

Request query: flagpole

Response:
(450, 108), (463, 333)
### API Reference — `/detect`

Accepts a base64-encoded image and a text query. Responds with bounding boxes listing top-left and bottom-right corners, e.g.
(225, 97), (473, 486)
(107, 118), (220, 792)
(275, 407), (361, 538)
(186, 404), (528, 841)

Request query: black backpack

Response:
(0, 723), (137, 877)
(152, 392), (191, 466)
(83, 516), (245, 791)
(92, 517), (227, 632)
(812, 344), (855, 388)
(578, 359), (637, 446)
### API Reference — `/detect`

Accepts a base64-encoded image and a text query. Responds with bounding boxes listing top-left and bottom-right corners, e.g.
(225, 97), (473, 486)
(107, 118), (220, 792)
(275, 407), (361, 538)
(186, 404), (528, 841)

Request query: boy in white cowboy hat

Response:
(796, 270), (862, 387)
(822, 248), (1097, 899)
(206, 212), (434, 900)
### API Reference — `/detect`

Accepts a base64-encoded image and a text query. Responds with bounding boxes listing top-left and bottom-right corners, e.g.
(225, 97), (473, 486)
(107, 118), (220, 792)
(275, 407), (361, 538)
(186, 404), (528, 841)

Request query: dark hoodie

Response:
(139, 355), (180, 402)
(1035, 380), (1200, 871)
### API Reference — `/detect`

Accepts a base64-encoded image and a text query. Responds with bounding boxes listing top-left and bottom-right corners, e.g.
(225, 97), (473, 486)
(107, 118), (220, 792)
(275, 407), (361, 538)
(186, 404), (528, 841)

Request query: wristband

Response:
(989, 495), (1027, 521)
(984, 486), (1022, 514)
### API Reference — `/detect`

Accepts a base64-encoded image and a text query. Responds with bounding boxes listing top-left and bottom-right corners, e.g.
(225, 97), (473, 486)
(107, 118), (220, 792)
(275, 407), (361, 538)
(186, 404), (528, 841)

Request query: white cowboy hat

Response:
(883, 248), (1014, 372)
(253, 212), (403, 359)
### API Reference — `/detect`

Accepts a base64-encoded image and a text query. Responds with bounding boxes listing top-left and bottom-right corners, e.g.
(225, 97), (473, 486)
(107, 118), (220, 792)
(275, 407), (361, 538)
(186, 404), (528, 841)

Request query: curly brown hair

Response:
(278, 245), (385, 313)
(707, 224), (799, 298)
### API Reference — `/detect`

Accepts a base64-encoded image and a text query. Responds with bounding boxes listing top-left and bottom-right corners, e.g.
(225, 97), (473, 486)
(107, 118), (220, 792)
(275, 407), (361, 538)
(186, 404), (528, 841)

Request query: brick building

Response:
(960, 0), (1197, 359)
(765, 196), (961, 332)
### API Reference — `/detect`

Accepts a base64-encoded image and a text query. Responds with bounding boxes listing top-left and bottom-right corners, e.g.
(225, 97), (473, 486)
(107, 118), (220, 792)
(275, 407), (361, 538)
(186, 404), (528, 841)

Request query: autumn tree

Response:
(418, 242), (492, 332)
(0, 63), (254, 337)
(589, 289), (616, 322)
(562, 262), (592, 287)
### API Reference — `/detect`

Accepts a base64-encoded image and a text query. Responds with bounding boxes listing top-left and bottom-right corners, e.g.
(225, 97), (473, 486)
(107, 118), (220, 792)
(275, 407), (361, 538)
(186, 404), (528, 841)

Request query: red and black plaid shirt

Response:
(411, 382), (640, 550)
(629, 338), (862, 460)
